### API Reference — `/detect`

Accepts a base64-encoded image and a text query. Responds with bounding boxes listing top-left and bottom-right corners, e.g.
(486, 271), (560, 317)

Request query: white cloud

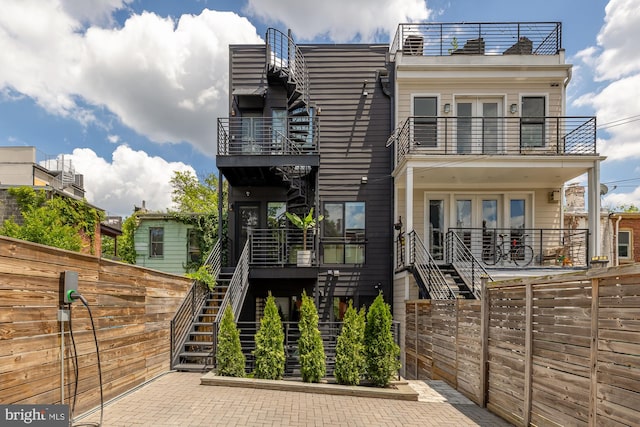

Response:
(0, 1), (263, 154)
(603, 187), (640, 210)
(245, 0), (430, 42)
(67, 145), (195, 217)
(61, 0), (132, 26)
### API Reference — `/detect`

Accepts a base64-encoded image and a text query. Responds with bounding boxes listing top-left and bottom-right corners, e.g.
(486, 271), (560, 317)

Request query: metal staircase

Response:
(407, 231), (457, 299)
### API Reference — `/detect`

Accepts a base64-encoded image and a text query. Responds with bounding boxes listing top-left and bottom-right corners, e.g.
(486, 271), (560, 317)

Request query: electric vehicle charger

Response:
(66, 291), (104, 427)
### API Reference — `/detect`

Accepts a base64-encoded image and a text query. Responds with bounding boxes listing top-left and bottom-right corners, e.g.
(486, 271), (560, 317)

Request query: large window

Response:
(149, 227), (164, 258)
(323, 202), (366, 264)
(618, 230), (632, 260)
(521, 96), (545, 148)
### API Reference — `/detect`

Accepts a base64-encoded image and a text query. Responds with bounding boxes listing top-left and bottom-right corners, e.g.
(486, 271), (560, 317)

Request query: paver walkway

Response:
(78, 372), (512, 426)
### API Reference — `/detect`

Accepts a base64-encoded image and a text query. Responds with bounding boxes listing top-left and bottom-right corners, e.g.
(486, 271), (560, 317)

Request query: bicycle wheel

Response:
(482, 246), (499, 266)
(513, 245), (534, 267)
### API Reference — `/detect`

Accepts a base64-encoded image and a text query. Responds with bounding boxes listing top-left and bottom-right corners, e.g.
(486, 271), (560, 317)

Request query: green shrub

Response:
(364, 293), (401, 387)
(253, 293), (285, 380)
(334, 300), (365, 385)
(298, 291), (325, 383)
(216, 305), (245, 377)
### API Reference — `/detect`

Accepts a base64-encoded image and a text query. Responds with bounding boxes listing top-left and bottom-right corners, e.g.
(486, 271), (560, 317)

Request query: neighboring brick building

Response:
(612, 212), (640, 265)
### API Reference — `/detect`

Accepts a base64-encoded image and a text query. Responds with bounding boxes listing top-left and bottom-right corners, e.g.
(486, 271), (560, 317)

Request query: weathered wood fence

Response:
(0, 236), (191, 415)
(405, 264), (640, 426)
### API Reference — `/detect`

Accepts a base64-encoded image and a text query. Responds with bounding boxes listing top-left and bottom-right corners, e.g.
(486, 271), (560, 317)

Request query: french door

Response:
(456, 98), (502, 154)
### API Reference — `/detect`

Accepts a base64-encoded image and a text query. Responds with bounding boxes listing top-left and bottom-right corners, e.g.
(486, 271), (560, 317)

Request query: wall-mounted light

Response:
(361, 176), (368, 184)
(443, 103), (451, 114)
(362, 80), (369, 97)
(245, 191), (251, 197)
(510, 103), (518, 114)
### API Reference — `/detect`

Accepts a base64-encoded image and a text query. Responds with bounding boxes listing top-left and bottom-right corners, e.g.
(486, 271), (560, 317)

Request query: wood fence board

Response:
(598, 283), (640, 297)
(597, 398), (640, 426)
(597, 383), (640, 412)
(599, 318), (640, 332)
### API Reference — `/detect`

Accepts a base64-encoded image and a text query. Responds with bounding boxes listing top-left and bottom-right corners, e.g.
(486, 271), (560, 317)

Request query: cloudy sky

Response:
(1, 0), (637, 216)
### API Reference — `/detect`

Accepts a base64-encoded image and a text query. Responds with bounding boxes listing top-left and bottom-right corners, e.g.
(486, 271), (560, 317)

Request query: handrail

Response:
(170, 240), (221, 368)
(265, 28), (310, 109)
(217, 116), (319, 156)
(390, 116), (597, 167)
(408, 231), (456, 299)
(216, 240), (250, 322)
(446, 230), (491, 299)
(391, 22), (561, 56)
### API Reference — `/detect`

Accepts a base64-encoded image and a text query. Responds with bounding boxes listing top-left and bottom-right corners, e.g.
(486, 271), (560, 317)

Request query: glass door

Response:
(237, 204), (259, 261)
(428, 200), (445, 260)
(456, 98), (502, 154)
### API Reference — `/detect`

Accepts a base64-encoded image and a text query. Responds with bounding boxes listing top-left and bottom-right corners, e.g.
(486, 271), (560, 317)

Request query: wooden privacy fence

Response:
(0, 236), (191, 415)
(405, 264), (640, 427)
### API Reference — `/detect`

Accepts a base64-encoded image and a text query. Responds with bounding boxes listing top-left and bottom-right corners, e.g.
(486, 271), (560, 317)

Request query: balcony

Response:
(391, 115), (596, 164)
(391, 22), (561, 56)
(216, 116), (319, 186)
(248, 228), (317, 267)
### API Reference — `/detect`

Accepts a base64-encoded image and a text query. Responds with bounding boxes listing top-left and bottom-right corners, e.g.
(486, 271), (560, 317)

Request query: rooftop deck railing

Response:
(391, 116), (596, 165)
(217, 117), (318, 156)
(391, 22), (561, 56)
(249, 228), (318, 266)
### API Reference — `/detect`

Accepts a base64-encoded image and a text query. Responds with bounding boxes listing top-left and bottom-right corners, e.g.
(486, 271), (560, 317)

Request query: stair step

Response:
(180, 351), (212, 357)
(173, 363), (209, 372)
(184, 341), (214, 347)
(189, 331), (213, 337)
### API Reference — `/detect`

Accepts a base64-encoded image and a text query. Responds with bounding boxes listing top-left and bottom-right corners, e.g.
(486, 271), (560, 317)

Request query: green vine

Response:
(1, 187), (104, 254)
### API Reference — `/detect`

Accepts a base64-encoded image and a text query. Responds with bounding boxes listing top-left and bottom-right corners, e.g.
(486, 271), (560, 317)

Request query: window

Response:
(187, 229), (201, 263)
(323, 202), (366, 264)
(149, 227), (164, 257)
(618, 230), (631, 260)
(414, 97), (437, 147)
(521, 96), (545, 148)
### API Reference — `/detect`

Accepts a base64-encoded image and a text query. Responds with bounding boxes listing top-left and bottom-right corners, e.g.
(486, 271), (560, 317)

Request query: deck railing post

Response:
(479, 276), (489, 407)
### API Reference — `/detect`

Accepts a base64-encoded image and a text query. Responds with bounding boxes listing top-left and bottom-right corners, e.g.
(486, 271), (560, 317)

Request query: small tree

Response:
(364, 293), (401, 387)
(334, 300), (365, 385)
(285, 207), (323, 251)
(253, 293), (285, 380)
(298, 291), (325, 383)
(216, 305), (245, 377)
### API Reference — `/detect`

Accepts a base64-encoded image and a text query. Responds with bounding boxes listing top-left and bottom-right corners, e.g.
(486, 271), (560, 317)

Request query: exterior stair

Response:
(438, 263), (473, 299)
(173, 269), (233, 372)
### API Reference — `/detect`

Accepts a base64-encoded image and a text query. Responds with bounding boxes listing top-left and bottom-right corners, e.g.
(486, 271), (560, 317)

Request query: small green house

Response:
(134, 213), (202, 275)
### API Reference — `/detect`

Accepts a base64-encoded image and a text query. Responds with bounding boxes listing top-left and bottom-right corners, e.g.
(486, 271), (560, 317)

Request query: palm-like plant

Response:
(285, 208), (324, 251)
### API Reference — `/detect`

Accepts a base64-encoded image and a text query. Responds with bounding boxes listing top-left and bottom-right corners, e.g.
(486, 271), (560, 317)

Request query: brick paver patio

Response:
(77, 372), (511, 426)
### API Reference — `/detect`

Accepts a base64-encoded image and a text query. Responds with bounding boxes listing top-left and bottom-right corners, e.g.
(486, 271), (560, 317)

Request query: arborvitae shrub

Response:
(216, 305), (245, 377)
(253, 293), (285, 380)
(364, 293), (401, 387)
(334, 300), (365, 385)
(298, 291), (325, 383)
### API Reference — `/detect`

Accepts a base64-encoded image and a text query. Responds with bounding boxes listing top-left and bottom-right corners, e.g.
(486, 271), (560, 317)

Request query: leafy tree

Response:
(186, 264), (216, 290)
(117, 213), (139, 264)
(364, 293), (400, 387)
(0, 187), (103, 253)
(334, 300), (366, 385)
(169, 170), (227, 270)
(298, 291), (325, 383)
(253, 293), (285, 380)
(170, 170), (220, 214)
(216, 305), (245, 377)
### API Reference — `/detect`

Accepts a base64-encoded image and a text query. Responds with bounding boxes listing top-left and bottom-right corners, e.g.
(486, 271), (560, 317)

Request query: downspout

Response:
(614, 214), (622, 266)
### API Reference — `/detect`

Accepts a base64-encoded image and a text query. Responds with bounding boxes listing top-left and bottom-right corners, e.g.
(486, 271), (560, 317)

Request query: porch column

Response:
(406, 167), (414, 233)
(588, 163), (601, 258)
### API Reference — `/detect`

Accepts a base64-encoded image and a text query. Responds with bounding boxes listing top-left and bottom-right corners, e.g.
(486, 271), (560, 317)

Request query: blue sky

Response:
(1, 0), (638, 217)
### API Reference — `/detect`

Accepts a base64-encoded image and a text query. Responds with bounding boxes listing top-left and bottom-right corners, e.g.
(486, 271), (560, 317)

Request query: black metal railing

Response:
(446, 231), (491, 299)
(407, 231), (456, 299)
(216, 240), (250, 322)
(170, 240), (221, 368)
(248, 228), (318, 266)
(391, 22), (561, 56)
(266, 28), (310, 107)
(217, 117), (319, 156)
(391, 116), (596, 165)
(449, 227), (589, 267)
(211, 320), (400, 377)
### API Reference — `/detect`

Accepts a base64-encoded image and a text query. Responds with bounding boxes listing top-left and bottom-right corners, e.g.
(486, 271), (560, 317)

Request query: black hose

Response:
(68, 293), (104, 427)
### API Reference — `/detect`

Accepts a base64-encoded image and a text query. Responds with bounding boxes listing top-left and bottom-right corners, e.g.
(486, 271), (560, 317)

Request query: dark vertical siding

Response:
(302, 45), (393, 315)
